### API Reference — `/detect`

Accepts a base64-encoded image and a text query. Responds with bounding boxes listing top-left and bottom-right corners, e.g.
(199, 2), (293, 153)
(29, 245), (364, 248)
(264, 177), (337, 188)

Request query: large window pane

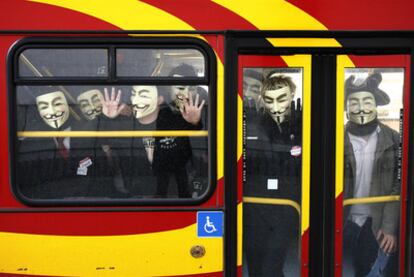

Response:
(342, 68), (403, 276)
(243, 67), (303, 276)
(16, 84), (208, 201)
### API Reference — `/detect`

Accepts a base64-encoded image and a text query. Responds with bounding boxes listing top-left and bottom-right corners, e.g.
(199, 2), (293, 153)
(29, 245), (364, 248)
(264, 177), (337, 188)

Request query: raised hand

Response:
(180, 92), (205, 125)
(102, 87), (126, 118)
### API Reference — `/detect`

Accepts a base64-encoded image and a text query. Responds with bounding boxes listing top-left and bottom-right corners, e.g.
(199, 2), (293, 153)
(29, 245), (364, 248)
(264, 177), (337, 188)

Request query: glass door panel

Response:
(336, 55), (410, 277)
(239, 55), (311, 276)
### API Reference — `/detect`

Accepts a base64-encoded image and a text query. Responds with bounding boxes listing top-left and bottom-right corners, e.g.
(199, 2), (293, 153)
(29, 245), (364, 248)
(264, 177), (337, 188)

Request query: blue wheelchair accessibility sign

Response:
(197, 211), (223, 237)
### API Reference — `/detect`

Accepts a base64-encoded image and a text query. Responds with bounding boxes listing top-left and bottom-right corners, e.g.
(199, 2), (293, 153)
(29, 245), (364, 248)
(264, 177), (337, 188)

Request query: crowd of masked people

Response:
(16, 64), (208, 200)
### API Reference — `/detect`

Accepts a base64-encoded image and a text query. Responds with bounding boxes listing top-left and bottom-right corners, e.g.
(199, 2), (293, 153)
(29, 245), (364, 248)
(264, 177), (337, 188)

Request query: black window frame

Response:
(8, 36), (217, 207)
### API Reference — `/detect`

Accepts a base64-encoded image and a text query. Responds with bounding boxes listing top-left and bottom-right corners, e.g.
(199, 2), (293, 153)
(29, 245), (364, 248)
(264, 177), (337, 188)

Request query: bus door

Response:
(336, 54), (410, 277)
(236, 52), (410, 277)
(238, 54), (311, 276)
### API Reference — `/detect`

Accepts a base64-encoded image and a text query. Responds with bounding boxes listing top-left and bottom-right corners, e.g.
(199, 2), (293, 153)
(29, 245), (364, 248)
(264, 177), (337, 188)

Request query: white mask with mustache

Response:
(131, 86), (158, 119)
(346, 91), (377, 125)
(263, 86), (294, 124)
(36, 91), (69, 129)
(77, 89), (104, 120)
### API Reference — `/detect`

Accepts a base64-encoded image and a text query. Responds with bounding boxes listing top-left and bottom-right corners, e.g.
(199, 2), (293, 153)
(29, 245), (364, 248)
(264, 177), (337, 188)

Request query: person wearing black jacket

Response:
(17, 88), (115, 200)
(101, 85), (204, 198)
(168, 64), (208, 197)
(243, 73), (302, 276)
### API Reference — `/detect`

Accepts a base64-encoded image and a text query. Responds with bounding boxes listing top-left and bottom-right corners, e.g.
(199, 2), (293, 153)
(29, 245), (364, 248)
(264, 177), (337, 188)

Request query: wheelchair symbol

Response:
(204, 216), (217, 234)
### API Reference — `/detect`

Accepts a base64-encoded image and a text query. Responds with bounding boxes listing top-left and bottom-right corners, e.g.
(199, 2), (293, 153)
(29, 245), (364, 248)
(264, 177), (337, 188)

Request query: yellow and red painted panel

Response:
(1, 0), (414, 32)
(0, 40), (225, 277)
(0, 214), (223, 276)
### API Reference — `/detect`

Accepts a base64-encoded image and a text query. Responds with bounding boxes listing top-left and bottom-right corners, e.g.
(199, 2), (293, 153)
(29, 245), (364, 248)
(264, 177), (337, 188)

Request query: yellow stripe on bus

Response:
(30, 0), (192, 30)
(213, 0), (327, 30)
(18, 130), (208, 138)
(0, 224), (223, 276)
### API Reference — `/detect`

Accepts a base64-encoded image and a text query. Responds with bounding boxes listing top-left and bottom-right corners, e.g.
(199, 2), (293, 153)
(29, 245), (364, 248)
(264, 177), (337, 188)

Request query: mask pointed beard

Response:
(53, 119), (59, 128)
(270, 110), (288, 125)
(276, 115), (281, 124)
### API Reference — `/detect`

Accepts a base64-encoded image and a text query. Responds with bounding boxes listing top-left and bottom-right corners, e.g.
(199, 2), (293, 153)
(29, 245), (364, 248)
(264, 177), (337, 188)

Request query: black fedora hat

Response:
(345, 73), (390, 106)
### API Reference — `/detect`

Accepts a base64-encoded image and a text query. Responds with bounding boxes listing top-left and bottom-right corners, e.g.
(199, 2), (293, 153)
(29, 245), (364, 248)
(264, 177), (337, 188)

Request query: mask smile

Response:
(43, 111), (65, 120)
(270, 109), (288, 123)
(43, 111), (67, 128)
(177, 94), (186, 100)
(350, 111), (374, 124)
(85, 109), (100, 116)
(132, 104), (150, 117)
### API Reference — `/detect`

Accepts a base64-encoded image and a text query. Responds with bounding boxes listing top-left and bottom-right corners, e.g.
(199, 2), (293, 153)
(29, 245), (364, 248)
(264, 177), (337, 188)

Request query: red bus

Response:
(1, 0), (414, 276)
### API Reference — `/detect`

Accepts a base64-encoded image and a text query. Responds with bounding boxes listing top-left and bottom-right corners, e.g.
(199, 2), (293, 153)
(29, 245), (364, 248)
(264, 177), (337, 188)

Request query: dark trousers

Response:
(156, 167), (190, 198)
(343, 219), (378, 277)
(244, 224), (292, 277)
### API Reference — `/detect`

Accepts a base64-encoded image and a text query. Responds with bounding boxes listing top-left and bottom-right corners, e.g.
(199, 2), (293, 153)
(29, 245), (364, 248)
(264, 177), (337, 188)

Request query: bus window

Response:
(18, 49), (108, 78)
(12, 42), (213, 205)
(116, 48), (205, 77)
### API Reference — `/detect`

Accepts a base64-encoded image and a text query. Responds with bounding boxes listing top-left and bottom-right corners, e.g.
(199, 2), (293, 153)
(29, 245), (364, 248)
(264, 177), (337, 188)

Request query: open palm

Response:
(102, 87), (126, 118)
(180, 92), (205, 125)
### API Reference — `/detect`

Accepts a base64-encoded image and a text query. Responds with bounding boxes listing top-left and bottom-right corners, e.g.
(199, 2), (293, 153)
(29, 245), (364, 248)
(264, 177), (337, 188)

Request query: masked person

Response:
(102, 85), (204, 198)
(77, 89), (104, 121)
(243, 73), (302, 276)
(343, 73), (400, 277)
(168, 63), (207, 126)
(169, 63), (208, 197)
(17, 88), (114, 199)
(75, 88), (129, 197)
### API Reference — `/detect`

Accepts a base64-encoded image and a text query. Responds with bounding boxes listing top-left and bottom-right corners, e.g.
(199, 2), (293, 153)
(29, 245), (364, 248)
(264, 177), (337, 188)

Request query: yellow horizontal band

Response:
(243, 197), (301, 215)
(343, 195), (400, 207)
(17, 131), (209, 138)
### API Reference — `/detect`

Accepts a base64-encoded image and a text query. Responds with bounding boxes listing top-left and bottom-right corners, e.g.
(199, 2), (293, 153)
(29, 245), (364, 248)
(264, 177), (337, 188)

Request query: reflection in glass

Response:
(243, 68), (302, 276)
(16, 85), (209, 201)
(116, 49), (205, 77)
(342, 69), (403, 276)
(243, 69), (263, 111)
(19, 49), (108, 77)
